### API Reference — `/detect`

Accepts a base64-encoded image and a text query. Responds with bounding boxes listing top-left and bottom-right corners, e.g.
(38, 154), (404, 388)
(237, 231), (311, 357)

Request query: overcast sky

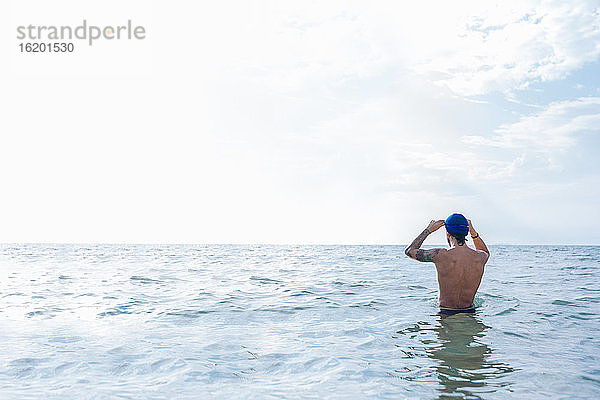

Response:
(1, 0), (599, 245)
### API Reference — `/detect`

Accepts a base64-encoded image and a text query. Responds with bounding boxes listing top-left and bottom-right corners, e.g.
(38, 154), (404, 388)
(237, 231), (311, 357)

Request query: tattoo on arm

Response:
(404, 229), (429, 257)
(415, 248), (440, 262)
(405, 229), (441, 262)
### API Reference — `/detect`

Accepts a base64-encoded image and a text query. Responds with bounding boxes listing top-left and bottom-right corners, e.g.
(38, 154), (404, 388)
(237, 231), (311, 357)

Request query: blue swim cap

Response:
(445, 213), (469, 237)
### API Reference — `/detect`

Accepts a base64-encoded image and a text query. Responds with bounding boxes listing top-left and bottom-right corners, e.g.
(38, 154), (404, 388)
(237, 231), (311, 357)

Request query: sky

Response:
(1, 0), (599, 245)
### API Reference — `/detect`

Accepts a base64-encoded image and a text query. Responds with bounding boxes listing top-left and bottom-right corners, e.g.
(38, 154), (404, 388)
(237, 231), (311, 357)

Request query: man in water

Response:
(404, 213), (490, 315)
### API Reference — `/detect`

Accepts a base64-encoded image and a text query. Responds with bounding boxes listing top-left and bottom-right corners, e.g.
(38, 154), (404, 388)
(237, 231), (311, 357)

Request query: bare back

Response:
(434, 246), (488, 308)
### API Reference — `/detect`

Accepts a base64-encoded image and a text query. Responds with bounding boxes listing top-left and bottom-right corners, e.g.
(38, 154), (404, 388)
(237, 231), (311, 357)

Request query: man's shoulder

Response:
(475, 249), (490, 262)
(433, 247), (449, 257)
(428, 247), (449, 261)
(463, 247), (489, 264)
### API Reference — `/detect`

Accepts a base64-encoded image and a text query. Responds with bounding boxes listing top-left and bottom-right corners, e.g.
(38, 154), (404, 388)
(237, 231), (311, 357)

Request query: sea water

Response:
(0, 244), (598, 399)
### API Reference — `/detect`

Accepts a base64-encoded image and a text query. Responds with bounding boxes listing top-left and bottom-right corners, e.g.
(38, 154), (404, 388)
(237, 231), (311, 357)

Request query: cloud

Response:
(463, 96), (600, 149)
(167, 1), (600, 99)
(268, 93), (527, 194)
(462, 97), (600, 175)
(411, 0), (600, 96)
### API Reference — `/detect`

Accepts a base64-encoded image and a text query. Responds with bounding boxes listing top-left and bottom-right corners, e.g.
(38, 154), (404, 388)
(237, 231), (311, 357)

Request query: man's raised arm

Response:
(405, 220), (445, 262)
(468, 219), (490, 258)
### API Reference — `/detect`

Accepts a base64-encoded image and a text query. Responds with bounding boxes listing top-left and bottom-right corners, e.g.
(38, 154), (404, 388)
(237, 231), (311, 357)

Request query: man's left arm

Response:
(405, 220), (445, 262)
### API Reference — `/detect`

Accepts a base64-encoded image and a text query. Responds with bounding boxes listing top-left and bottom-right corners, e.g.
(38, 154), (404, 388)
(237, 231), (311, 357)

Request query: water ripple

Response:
(0, 244), (598, 398)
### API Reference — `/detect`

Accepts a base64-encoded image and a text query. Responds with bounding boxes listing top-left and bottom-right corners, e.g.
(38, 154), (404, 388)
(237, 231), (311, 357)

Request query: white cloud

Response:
(463, 96), (600, 150)
(152, 1), (600, 99)
(405, 1), (600, 96)
(461, 96), (600, 178)
(212, 1), (600, 98)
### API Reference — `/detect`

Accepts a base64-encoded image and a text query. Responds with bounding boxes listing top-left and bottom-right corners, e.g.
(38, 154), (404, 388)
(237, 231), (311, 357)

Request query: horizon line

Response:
(1, 242), (598, 247)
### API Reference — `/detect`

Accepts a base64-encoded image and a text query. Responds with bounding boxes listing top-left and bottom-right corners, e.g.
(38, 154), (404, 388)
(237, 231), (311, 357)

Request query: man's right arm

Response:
(468, 219), (490, 259)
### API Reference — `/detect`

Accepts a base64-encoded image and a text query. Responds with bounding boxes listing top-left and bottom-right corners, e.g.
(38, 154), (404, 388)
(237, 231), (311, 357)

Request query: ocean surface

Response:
(0, 244), (599, 399)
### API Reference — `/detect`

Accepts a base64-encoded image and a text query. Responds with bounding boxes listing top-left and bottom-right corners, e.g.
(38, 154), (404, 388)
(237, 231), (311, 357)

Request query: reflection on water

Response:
(397, 315), (515, 399)
(430, 315), (515, 399)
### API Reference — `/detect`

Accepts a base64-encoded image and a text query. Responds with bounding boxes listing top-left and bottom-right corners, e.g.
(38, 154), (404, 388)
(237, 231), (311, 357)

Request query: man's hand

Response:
(467, 219), (477, 236)
(427, 220), (445, 233)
